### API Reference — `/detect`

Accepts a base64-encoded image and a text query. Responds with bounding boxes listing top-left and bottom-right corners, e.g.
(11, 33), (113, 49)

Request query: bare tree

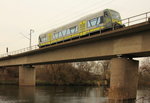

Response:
(140, 58), (150, 75)
(138, 57), (150, 86)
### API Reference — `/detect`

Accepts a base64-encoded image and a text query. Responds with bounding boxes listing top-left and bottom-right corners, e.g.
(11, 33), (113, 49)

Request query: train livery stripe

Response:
(39, 26), (104, 46)
(112, 19), (122, 25)
(48, 33), (52, 41)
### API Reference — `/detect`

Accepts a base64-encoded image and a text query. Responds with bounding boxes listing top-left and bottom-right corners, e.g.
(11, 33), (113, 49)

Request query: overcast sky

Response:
(0, 0), (150, 54)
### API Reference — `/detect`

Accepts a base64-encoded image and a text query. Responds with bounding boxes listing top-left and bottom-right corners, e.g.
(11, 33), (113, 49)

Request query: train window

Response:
(104, 12), (108, 17)
(97, 17), (101, 24)
(41, 38), (44, 42)
(41, 36), (47, 42)
(100, 16), (104, 23)
(90, 18), (97, 27)
(39, 37), (42, 42)
(87, 21), (91, 28)
(70, 26), (77, 34)
(88, 18), (98, 27)
(66, 29), (71, 35)
(58, 32), (63, 38)
(88, 16), (103, 28)
(52, 34), (55, 39)
(53, 33), (59, 39)
(62, 30), (66, 36)
(75, 26), (78, 32)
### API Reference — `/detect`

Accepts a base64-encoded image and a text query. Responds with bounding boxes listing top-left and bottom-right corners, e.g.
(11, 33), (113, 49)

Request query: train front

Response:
(109, 9), (123, 28)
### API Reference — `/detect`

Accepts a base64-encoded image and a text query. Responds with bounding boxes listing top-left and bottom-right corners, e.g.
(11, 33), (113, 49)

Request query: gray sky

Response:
(0, 0), (150, 54)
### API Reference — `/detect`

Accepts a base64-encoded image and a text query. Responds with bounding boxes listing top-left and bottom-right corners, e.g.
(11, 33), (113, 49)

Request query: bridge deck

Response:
(0, 21), (150, 67)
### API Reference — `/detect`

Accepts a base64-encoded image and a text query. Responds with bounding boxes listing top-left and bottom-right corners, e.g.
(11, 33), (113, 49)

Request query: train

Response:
(38, 9), (123, 47)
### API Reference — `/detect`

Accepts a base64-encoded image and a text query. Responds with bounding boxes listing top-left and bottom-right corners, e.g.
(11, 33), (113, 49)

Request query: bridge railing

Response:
(0, 45), (39, 58)
(0, 11), (150, 58)
(121, 11), (150, 27)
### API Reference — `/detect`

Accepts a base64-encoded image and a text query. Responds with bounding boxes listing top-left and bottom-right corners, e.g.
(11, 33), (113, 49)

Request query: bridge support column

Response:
(19, 65), (36, 86)
(109, 58), (139, 103)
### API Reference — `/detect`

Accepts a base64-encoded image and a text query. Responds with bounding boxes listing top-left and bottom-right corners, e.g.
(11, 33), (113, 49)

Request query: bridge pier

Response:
(109, 58), (139, 103)
(19, 65), (36, 86)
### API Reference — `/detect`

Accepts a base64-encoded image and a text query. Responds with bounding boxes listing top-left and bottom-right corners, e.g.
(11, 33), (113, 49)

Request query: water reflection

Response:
(0, 85), (149, 103)
(19, 87), (36, 103)
(0, 85), (107, 103)
(33, 86), (108, 103)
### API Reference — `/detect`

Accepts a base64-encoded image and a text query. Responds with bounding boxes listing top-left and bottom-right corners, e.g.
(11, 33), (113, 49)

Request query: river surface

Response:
(0, 85), (149, 103)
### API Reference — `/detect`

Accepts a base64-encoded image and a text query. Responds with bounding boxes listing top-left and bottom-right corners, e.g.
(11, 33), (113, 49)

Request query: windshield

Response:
(110, 10), (121, 20)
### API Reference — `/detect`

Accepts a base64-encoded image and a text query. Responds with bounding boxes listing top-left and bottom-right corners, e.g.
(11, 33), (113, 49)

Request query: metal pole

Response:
(6, 47), (8, 55)
(146, 13), (148, 21)
(128, 18), (130, 26)
(29, 29), (34, 50)
(30, 30), (31, 49)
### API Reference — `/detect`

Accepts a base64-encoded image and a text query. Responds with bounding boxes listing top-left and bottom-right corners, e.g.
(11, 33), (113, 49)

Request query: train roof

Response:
(39, 9), (116, 36)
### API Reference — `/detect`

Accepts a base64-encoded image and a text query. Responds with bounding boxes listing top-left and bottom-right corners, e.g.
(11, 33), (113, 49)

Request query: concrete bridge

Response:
(0, 21), (150, 66)
(0, 13), (150, 102)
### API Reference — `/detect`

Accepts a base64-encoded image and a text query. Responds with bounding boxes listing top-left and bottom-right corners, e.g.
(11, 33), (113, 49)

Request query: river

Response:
(0, 85), (149, 103)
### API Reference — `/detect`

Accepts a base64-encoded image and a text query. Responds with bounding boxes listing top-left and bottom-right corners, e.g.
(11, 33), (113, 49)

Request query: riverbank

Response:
(0, 80), (18, 85)
(0, 79), (105, 86)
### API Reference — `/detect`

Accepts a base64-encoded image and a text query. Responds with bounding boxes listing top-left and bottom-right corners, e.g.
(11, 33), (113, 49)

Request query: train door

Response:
(79, 20), (86, 36)
(48, 33), (52, 43)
